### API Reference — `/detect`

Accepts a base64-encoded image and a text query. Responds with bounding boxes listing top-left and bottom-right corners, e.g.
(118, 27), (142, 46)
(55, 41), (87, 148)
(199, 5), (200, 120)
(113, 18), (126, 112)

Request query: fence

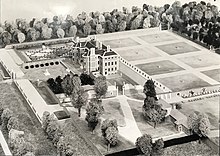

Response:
(119, 57), (171, 93)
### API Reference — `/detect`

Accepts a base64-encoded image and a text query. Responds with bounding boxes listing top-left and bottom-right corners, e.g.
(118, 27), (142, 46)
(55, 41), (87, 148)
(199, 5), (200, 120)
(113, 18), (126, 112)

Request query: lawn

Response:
(102, 99), (126, 127)
(136, 60), (184, 76)
(163, 141), (218, 156)
(127, 99), (177, 138)
(71, 111), (134, 155)
(116, 46), (160, 62)
(23, 63), (68, 81)
(202, 68), (220, 82)
(0, 83), (57, 155)
(138, 33), (177, 43)
(102, 38), (140, 49)
(125, 89), (146, 101)
(156, 42), (200, 55)
(180, 96), (219, 130)
(157, 73), (210, 92)
(179, 53), (220, 68)
(0, 144), (4, 156)
(107, 74), (138, 86)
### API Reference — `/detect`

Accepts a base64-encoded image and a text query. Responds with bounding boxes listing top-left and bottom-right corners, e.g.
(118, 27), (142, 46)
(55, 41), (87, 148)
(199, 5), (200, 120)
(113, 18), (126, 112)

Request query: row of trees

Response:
(169, 1), (220, 49)
(0, 106), (34, 156)
(0, 2), (177, 47)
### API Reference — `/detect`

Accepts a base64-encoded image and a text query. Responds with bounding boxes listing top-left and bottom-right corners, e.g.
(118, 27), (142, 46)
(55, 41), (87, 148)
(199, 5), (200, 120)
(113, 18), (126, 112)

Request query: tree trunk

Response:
(107, 143), (110, 152)
(154, 122), (156, 128)
(78, 108), (81, 117)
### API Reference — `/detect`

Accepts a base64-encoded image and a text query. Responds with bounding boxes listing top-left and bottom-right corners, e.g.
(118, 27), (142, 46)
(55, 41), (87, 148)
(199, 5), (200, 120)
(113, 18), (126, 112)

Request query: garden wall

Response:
(119, 57), (171, 92)
(105, 134), (201, 156)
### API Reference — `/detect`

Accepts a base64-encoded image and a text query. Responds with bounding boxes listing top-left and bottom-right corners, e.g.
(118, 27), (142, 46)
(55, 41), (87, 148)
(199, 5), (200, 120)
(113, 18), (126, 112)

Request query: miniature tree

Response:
(83, 23), (92, 36)
(96, 24), (104, 34)
(143, 79), (156, 98)
(71, 88), (88, 117)
(41, 25), (52, 39)
(7, 117), (20, 131)
(187, 112), (211, 137)
(136, 134), (153, 156)
(68, 25), (77, 37)
(1, 108), (13, 133)
(118, 20), (127, 31)
(56, 28), (65, 38)
(85, 100), (104, 133)
(1, 31), (12, 46)
(61, 74), (74, 96)
(153, 138), (164, 155)
(17, 32), (25, 43)
(72, 75), (81, 94)
(187, 112), (199, 134)
(94, 75), (108, 100)
(101, 119), (118, 151)
(0, 104), (4, 125)
(143, 97), (167, 128)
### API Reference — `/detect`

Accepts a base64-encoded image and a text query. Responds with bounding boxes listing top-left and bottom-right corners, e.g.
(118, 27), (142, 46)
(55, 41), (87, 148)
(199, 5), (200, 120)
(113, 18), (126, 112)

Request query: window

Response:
(108, 62), (110, 66)
(115, 61), (117, 65)
(105, 62), (107, 66)
(112, 68), (113, 71)
(105, 72), (107, 75)
(98, 61), (99, 64)
(112, 62), (113, 65)
(108, 68), (110, 71)
(115, 67), (117, 70)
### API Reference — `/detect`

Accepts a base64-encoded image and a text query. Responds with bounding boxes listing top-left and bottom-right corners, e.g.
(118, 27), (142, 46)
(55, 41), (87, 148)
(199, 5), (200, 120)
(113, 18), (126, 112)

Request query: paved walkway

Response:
(117, 95), (142, 144)
(0, 130), (12, 155)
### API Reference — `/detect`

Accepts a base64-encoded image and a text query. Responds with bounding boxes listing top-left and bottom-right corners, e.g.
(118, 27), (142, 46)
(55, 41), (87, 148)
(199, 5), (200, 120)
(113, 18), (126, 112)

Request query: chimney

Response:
(107, 45), (110, 52)
(99, 41), (102, 50)
(90, 48), (95, 55)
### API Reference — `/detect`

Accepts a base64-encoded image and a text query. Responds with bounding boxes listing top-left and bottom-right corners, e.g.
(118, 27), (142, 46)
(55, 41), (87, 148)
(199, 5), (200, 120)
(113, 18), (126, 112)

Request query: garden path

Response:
(0, 130), (12, 155)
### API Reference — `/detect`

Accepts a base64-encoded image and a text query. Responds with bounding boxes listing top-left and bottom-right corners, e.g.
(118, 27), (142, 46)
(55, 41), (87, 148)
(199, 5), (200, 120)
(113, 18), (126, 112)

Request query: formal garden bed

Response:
(127, 99), (178, 138)
(163, 141), (218, 156)
(0, 83), (57, 155)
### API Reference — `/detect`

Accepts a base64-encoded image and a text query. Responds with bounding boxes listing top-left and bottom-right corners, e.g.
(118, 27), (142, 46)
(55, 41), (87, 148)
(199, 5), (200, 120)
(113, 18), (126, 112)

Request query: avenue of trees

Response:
(2, 1), (218, 49)
(142, 79), (167, 128)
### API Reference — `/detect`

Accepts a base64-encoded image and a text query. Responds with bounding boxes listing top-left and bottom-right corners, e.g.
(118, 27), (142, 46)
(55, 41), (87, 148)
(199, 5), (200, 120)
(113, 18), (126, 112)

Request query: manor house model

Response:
(74, 37), (119, 76)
